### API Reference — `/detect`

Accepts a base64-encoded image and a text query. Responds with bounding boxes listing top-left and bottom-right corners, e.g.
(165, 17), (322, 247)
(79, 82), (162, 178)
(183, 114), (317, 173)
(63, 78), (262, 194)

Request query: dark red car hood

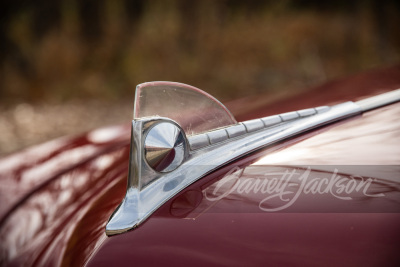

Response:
(0, 66), (399, 266)
(86, 103), (400, 267)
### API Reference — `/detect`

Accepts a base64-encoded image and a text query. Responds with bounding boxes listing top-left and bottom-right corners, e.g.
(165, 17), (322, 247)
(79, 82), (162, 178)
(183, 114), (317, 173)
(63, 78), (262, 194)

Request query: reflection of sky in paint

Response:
(255, 103), (400, 165)
(87, 125), (129, 144)
(0, 125), (130, 219)
(0, 147), (128, 266)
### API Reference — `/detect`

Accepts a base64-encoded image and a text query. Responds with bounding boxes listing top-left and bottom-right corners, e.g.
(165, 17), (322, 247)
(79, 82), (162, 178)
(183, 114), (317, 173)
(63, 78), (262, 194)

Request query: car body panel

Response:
(0, 67), (400, 266)
(85, 103), (400, 267)
(0, 126), (130, 266)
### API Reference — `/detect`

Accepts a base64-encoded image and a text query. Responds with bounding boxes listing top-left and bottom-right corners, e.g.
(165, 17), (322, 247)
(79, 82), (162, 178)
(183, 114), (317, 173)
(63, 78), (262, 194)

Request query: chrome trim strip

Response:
(189, 133), (210, 150)
(106, 101), (361, 236)
(261, 115), (282, 126)
(243, 119), (264, 132)
(226, 123), (246, 138)
(280, 111), (299, 121)
(207, 128), (229, 144)
(315, 106), (330, 113)
(298, 108), (316, 117)
(187, 105), (330, 151)
(355, 88), (400, 112)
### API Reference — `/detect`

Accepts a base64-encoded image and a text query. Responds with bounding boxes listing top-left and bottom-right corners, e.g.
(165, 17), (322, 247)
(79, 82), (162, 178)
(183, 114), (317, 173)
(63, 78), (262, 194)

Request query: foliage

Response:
(0, 0), (399, 104)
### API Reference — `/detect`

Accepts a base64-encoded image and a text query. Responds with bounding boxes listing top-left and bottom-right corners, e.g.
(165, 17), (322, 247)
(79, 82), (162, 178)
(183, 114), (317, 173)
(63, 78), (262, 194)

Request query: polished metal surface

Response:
(243, 119), (265, 132)
(297, 108), (316, 117)
(207, 128), (229, 144)
(188, 105), (330, 151)
(261, 115), (282, 126)
(279, 111), (299, 121)
(106, 117), (190, 235)
(144, 122), (185, 172)
(225, 123), (246, 138)
(106, 86), (400, 236)
(188, 133), (210, 150)
(356, 88), (400, 112)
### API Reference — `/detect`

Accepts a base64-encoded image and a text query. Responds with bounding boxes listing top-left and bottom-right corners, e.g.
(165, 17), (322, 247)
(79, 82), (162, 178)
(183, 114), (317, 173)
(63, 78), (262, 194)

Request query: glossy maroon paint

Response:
(0, 125), (130, 266)
(0, 67), (400, 266)
(0, 125), (130, 222)
(85, 103), (400, 267)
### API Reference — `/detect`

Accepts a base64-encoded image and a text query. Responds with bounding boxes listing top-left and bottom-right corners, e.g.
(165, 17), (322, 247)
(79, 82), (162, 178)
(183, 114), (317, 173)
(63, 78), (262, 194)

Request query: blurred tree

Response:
(32, 0), (62, 39)
(0, 0), (399, 103)
(178, 0), (199, 54)
(0, 0), (35, 99)
(78, 0), (104, 42)
(124, 0), (144, 28)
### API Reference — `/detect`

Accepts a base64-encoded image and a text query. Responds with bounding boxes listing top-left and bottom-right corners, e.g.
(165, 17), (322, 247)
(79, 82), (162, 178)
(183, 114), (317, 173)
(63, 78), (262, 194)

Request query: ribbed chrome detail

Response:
(188, 106), (330, 151)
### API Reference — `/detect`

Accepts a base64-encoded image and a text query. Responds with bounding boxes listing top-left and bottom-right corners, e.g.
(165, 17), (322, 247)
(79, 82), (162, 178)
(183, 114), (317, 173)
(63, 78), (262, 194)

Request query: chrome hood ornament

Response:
(106, 82), (400, 236)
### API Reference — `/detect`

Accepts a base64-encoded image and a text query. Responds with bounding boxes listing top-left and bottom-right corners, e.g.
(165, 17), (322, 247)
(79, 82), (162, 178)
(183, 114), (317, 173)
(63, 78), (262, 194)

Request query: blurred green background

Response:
(0, 0), (399, 155)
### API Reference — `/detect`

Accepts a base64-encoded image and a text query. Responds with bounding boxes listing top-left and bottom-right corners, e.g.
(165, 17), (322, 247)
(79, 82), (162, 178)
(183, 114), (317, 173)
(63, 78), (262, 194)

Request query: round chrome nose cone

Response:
(144, 122), (186, 172)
